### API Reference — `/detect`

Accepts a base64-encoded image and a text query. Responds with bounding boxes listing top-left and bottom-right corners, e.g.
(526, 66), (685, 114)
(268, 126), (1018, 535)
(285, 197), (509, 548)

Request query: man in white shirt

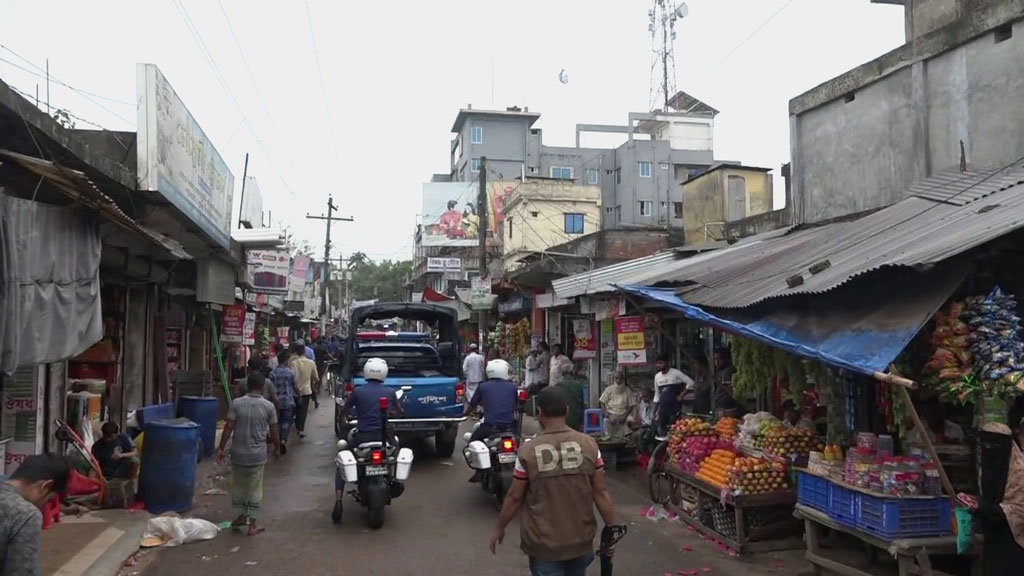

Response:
(462, 343), (486, 413)
(548, 344), (574, 387)
(652, 354), (694, 436)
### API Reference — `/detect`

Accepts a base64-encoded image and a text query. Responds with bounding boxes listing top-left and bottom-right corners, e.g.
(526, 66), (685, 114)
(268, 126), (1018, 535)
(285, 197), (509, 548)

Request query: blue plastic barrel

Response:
(140, 418), (200, 514)
(177, 396), (218, 459)
(136, 403), (174, 429)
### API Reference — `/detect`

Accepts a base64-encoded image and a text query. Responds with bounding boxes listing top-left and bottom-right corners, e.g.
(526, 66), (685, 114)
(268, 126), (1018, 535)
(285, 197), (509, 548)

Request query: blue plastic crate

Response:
(828, 484), (859, 527)
(857, 494), (951, 538)
(796, 471), (830, 512)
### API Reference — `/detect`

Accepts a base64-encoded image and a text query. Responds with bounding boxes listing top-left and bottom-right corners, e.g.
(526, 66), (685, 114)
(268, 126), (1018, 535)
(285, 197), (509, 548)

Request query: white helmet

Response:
(486, 359), (510, 380)
(363, 357), (389, 381)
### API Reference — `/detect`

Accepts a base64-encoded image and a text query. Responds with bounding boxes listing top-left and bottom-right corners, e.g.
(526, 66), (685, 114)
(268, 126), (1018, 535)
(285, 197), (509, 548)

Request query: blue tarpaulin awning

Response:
(616, 266), (967, 376)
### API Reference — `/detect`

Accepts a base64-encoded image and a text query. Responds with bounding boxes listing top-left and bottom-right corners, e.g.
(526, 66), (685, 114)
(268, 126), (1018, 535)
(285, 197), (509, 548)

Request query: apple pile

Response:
(671, 417), (715, 438)
(729, 457), (789, 495)
(679, 435), (735, 474)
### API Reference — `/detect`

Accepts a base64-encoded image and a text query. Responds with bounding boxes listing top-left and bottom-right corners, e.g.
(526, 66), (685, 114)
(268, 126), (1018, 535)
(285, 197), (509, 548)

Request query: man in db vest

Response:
(489, 386), (620, 576)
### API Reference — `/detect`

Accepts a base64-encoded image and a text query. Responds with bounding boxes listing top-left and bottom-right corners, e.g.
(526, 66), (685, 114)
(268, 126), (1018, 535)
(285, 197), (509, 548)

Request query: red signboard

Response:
(572, 319), (597, 360)
(221, 304), (246, 344)
(613, 315), (647, 366)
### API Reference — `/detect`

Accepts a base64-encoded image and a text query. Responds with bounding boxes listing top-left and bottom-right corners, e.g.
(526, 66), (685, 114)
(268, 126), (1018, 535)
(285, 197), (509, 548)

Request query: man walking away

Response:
(313, 338), (330, 409)
(270, 349), (298, 453)
(1, 453), (70, 576)
(217, 373), (280, 536)
(490, 386), (620, 576)
(288, 342), (319, 438)
(462, 343), (485, 413)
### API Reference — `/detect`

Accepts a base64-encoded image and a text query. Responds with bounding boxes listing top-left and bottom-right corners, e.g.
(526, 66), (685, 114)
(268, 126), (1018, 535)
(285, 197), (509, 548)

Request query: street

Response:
(138, 398), (808, 576)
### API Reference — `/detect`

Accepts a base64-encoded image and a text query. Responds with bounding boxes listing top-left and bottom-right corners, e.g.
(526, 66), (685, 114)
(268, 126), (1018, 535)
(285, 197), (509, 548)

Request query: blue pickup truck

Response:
(335, 303), (467, 457)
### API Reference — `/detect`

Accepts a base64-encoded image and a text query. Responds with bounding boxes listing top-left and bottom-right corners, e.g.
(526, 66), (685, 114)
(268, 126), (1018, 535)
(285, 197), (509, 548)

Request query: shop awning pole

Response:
(210, 312), (232, 404)
(870, 370), (917, 389)
(889, 365), (956, 499)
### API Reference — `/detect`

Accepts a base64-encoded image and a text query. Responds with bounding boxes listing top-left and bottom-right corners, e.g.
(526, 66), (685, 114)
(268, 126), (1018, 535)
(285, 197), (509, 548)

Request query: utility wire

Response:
(0, 45), (136, 106)
(216, 0), (295, 170)
(171, 0), (297, 198)
(303, 0), (341, 166)
(687, 0), (796, 90)
(0, 54), (134, 125)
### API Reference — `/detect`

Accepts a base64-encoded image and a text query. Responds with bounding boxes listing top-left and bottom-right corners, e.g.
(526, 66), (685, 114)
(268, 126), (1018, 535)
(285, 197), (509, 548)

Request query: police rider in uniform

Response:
(333, 357), (403, 523)
(465, 359), (519, 483)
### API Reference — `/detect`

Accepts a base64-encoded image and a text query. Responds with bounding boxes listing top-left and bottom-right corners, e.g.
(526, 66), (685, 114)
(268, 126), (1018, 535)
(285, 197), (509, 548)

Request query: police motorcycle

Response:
(334, 359), (414, 530)
(462, 360), (529, 506)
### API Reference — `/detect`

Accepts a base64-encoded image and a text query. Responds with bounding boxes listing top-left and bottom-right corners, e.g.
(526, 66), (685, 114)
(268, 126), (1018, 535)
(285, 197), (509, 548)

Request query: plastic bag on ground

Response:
(141, 516), (219, 547)
(641, 504), (677, 522)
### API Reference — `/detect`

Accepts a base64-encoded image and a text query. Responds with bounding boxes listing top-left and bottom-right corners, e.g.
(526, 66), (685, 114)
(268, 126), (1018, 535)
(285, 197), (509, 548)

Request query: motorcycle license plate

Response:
(365, 465), (388, 477)
(497, 453), (517, 464)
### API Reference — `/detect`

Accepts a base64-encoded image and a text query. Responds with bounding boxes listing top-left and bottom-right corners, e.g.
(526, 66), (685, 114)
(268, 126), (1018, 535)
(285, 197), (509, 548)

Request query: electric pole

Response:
(306, 196), (353, 338)
(478, 157), (488, 352)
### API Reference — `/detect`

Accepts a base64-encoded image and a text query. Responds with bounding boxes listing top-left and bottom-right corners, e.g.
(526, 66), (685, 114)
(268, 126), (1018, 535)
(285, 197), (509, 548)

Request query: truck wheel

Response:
(366, 506), (385, 530)
(435, 426), (458, 458)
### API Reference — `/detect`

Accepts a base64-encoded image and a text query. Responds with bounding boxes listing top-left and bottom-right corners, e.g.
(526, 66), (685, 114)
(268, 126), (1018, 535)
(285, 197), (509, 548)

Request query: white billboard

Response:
(137, 63), (235, 249)
(427, 257), (462, 272)
(239, 176), (263, 228)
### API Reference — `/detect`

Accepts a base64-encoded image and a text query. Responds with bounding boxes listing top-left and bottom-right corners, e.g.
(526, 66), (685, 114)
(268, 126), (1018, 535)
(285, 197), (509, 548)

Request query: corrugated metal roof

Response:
(661, 165), (1024, 308)
(0, 149), (191, 259)
(551, 227), (791, 299)
(907, 167), (1024, 205)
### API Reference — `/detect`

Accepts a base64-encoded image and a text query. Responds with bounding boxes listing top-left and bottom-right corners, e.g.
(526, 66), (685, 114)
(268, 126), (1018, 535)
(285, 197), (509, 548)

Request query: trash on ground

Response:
(202, 488), (228, 496)
(141, 516), (220, 547)
(244, 561), (258, 566)
(122, 554), (139, 567)
(641, 504), (677, 522)
(440, 460), (454, 466)
(230, 546), (240, 553)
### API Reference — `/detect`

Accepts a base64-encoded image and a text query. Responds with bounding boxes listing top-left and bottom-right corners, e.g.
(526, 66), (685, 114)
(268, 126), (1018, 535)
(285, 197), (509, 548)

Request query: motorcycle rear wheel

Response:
(366, 506), (385, 530)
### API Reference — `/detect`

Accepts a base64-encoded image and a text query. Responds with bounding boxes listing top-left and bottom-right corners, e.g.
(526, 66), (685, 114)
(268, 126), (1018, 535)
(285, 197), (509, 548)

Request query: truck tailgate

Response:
(353, 376), (462, 419)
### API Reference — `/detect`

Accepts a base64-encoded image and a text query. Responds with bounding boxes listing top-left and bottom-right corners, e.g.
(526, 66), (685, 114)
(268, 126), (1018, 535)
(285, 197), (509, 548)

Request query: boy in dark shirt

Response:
(91, 422), (138, 479)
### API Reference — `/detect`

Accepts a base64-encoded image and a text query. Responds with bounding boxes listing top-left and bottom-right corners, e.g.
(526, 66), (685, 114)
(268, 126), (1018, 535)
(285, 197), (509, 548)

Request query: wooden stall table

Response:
(664, 469), (805, 554)
(794, 504), (981, 576)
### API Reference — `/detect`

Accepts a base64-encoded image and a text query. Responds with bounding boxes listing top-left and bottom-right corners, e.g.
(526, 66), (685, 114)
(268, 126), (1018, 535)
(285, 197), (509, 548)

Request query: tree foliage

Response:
(332, 257), (412, 305)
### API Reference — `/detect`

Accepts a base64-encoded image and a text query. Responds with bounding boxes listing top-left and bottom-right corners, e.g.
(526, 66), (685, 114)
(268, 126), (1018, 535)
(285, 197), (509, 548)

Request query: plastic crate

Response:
(828, 484), (859, 527)
(857, 494), (951, 538)
(797, 471), (830, 512)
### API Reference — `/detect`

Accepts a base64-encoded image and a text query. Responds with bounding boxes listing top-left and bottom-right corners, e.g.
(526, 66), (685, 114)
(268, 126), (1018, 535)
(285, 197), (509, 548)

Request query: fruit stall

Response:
(660, 416), (807, 554)
(487, 317), (531, 383)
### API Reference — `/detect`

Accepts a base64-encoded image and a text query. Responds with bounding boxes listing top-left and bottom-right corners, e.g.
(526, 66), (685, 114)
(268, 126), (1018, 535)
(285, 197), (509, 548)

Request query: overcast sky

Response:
(0, 1), (905, 261)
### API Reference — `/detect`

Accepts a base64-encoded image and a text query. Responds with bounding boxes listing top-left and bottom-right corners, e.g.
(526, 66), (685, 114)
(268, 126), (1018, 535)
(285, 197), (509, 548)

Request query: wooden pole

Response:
(871, 370), (917, 389)
(888, 365), (957, 499)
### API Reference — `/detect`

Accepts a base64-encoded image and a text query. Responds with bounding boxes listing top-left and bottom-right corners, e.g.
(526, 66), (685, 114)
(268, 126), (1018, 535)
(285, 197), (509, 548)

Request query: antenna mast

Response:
(649, 0), (688, 112)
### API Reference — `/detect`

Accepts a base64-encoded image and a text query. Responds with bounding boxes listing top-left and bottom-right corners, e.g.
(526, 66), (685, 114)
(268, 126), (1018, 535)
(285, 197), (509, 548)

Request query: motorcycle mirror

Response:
(336, 439), (348, 451)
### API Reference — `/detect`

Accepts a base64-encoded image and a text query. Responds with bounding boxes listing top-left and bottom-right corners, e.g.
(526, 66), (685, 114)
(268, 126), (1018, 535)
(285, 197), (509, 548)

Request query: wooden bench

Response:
(794, 504), (981, 576)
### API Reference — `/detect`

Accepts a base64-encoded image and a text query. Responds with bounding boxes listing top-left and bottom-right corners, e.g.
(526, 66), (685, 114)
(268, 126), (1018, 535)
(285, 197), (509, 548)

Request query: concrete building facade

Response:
(681, 164), (774, 245)
(791, 0), (1024, 224)
(500, 180), (602, 271)
(447, 92), (726, 232)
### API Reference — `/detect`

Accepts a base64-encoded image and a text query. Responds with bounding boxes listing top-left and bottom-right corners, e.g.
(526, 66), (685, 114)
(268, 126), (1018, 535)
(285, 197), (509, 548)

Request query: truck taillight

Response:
(502, 438), (516, 453)
(455, 381), (466, 402)
(344, 381), (354, 395)
(371, 450), (383, 464)
(378, 397), (388, 410)
(517, 388), (528, 402)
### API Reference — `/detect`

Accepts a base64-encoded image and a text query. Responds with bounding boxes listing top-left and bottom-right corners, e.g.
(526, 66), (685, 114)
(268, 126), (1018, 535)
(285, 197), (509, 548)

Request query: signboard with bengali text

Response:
(614, 315), (646, 366)
(136, 64), (234, 248)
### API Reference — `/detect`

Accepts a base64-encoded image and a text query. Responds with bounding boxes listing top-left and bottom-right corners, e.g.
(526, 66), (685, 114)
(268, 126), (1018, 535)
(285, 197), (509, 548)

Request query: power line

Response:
(0, 54), (134, 126)
(687, 0), (796, 90)
(0, 45), (136, 106)
(215, 0), (295, 171)
(303, 0), (341, 165)
(171, 0), (297, 198)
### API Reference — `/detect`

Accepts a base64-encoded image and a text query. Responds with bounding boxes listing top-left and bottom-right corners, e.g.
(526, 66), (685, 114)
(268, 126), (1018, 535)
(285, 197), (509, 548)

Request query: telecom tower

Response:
(649, 0), (689, 111)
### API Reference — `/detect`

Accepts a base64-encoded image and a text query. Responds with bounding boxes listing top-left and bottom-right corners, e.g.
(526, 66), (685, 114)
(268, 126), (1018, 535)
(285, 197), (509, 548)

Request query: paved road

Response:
(141, 396), (808, 576)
